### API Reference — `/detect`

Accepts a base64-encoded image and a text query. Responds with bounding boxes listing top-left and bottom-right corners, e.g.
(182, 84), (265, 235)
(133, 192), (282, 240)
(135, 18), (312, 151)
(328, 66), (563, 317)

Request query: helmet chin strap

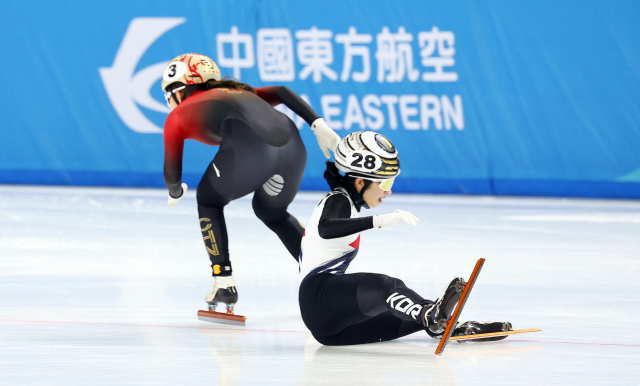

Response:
(360, 179), (372, 209)
(171, 92), (181, 106)
(343, 176), (372, 210)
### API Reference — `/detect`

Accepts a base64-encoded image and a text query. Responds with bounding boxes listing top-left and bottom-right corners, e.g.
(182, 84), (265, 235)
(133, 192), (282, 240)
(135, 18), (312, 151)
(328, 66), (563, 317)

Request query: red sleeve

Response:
(163, 112), (187, 197)
(255, 86), (282, 107)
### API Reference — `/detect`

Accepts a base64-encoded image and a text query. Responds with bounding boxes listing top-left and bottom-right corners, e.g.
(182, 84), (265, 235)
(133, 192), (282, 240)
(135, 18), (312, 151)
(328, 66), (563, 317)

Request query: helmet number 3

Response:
(167, 64), (177, 78)
(163, 61), (188, 82)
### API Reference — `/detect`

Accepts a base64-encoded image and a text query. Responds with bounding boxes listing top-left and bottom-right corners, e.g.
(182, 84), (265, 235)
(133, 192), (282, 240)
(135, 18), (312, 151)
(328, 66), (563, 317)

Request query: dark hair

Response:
(323, 161), (343, 190)
(167, 76), (256, 101)
(324, 161), (371, 209)
(202, 76), (256, 94)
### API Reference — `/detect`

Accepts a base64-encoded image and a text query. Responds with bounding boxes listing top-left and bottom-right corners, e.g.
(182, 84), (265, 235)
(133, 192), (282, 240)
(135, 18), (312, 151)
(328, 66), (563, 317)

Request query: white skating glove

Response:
(373, 210), (420, 228)
(167, 183), (188, 207)
(311, 118), (341, 159)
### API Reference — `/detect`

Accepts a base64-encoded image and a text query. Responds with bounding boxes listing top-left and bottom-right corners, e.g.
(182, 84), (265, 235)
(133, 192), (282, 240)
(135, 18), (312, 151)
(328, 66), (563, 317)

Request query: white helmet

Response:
(161, 53), (221, 92)
(334, 131), (400, 180)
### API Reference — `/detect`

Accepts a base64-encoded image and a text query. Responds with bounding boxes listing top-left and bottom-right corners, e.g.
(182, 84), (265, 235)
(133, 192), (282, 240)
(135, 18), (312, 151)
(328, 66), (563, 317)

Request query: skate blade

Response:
(197, 310), (246, 327)
(449, 328), (541, 342)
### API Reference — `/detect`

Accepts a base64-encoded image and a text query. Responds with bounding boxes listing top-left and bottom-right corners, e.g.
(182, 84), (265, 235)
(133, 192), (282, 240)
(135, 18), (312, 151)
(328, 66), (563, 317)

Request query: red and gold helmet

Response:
(161, 53), (221, 92)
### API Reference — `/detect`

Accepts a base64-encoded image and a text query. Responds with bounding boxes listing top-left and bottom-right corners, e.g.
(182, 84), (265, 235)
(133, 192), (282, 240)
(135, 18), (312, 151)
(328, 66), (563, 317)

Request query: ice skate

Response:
(421, 277), (466, 337)
(452, 321), (513, 342)
(197, 276), (246, 326)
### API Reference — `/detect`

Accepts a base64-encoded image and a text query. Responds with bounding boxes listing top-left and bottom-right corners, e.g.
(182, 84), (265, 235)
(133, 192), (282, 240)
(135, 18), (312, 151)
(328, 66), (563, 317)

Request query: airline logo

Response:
(100, 17), (185, 134)
(100, 19), (464, 134)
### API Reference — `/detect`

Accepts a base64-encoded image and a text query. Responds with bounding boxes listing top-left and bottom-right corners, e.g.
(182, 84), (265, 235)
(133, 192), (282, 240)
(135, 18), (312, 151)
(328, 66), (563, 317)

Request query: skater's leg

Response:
(197, 169), (232, 275)
(252, 196), (304, 261)
(198, 203), (231, 275)
(314, 312), (424, 346)
(196, 185), (241, 311)
(355, 274), (431, 323)
(197, 120), (279, 275)
(252, 121), (307, 261)
(320, 278), (491, 345)
(299, 273), (433, 345)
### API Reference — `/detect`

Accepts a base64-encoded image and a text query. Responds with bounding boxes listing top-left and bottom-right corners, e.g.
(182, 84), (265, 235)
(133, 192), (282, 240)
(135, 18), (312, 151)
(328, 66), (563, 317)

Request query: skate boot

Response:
(198, 276), (246, 326)
(204, 275), (239, 313)
(453, 321), (513, 342)
(421, 277), (466, 338)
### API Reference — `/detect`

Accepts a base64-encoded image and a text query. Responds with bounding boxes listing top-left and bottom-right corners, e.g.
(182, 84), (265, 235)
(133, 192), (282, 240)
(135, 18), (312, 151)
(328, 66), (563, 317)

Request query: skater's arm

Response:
(163, 113), (187, 198)
(256, 86), (339, 158)
(255, 86), (319, 125)
(318, 194), (374, 239)
(256, 86), (340, 158)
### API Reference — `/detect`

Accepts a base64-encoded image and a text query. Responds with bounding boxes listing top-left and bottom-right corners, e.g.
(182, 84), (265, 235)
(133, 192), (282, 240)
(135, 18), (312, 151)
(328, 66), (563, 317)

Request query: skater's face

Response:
(355, 179), (392, 208)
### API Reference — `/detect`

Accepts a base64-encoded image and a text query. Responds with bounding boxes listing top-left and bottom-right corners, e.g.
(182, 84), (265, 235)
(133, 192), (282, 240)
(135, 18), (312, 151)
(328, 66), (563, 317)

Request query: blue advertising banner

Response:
(1, 0), (639, 198)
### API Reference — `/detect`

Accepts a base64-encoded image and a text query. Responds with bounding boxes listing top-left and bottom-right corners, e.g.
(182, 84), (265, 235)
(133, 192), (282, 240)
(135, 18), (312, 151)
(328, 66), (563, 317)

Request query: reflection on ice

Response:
(199, 327), (246, 386)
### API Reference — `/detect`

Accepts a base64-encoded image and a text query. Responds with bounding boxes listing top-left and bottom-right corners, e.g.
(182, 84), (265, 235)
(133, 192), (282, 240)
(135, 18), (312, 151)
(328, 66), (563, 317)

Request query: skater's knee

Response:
(391, 278), (406, 289)
(252, 199), (288, 227)
(376, 275), (406, 293)
(197, 183), (229, 209)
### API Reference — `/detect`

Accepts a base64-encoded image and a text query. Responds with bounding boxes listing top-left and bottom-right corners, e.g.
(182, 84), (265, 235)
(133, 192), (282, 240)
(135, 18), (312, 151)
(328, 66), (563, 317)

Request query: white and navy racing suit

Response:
(298, 184), (434, 346)
(299, 187), (363, 283)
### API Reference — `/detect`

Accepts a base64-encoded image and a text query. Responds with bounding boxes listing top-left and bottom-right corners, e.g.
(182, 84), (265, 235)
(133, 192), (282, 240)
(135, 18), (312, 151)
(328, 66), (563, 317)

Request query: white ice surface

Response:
(1, 185), (639, 385)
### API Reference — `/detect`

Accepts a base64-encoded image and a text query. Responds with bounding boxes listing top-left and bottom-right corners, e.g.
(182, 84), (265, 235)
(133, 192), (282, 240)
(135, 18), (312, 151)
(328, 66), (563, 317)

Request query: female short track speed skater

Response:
(298, 131), (511, 345)
(161, 53), (340, 316)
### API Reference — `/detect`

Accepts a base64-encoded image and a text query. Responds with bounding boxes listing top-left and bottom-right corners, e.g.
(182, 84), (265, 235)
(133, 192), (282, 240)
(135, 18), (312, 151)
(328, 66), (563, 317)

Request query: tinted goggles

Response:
(361, 177), (395, 192)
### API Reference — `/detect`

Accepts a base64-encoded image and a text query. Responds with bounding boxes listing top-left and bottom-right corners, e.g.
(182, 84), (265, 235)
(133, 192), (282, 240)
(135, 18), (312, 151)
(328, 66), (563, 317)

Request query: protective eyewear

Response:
(164, 85), (186, 107)
(377, 178), (395, 191)
(361, 177), (395, 192)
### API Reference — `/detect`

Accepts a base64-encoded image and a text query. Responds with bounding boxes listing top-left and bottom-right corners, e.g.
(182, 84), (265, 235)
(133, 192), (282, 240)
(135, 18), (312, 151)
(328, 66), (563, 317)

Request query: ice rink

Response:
(1, 185), (639, 385)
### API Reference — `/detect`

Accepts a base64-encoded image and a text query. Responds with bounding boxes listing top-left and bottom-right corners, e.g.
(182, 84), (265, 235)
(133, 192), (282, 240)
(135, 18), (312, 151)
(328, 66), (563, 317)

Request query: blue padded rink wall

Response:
(1, 1), (640, 385)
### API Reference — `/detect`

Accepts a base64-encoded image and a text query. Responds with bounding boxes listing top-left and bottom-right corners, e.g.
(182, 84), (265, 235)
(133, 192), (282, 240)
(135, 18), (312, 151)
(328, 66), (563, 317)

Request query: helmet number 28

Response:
(351, 153), (376, 170)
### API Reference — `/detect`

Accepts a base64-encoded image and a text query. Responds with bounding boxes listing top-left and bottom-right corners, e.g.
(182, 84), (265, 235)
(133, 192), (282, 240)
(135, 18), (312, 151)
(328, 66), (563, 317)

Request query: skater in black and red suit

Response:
(161, 53), (341, 314)
(298, 131), (512, 345)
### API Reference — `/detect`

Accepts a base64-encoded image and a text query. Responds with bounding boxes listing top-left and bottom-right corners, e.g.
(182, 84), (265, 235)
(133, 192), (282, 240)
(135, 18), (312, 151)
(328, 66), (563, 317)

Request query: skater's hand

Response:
(373, 210), (419, 228)
(167, 183), (188, 207)
(311, 118), (341, 159)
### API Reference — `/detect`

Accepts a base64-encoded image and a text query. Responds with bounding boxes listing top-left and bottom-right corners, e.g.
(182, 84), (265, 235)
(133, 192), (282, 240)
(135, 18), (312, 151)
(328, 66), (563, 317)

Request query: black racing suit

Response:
(163, 86), (315, 276)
